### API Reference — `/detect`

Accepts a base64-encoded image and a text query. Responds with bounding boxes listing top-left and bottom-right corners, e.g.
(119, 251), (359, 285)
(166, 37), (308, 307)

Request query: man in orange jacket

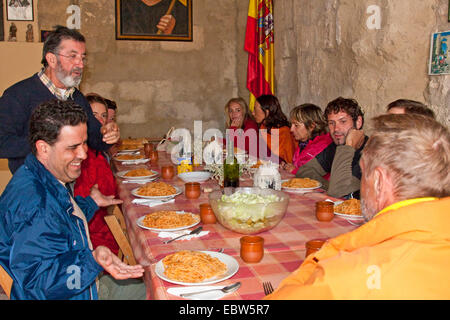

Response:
(266, 113), (450, 300)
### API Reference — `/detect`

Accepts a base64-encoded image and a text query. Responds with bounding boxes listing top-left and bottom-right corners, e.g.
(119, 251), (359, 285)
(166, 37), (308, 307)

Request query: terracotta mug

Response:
(305, 239), (326, 258)
(185, 182), (201, 199)
(199, 203), (216, 224)
(240, 236), (264, 263)
(161, 165), (175, 179)
(144, 143), (153, 158)
(315, 201), (334, 222)
(150, 150), (159, 162)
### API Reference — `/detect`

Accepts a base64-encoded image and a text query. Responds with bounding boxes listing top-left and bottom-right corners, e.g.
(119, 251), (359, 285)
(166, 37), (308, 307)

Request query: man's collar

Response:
(38, 68), (76, 101)
(374, 197), (438, 218)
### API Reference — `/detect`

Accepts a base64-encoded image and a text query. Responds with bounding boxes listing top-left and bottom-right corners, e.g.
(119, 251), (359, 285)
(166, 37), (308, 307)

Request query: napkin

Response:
(132, 198), (175, 207)
(167, 286), (227, 300)
(158, 229), (209, 241)
(121, 159), (150, 165)
(123, 179), (154, 184)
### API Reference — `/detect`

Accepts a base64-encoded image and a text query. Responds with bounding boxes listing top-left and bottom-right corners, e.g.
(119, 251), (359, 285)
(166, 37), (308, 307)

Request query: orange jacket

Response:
(265, 197), (450, 300)
(260, 125), (296, 164)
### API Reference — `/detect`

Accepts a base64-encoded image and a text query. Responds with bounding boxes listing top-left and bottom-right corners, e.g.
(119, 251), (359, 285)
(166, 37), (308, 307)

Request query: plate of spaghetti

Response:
(117, 169), (159, 180)
(131, 182), (182, 199)
(281, 178), (321, 193)
(334, 199), (364, 220)
(155, 250), (239, 285)
(136, 211), (200, 232)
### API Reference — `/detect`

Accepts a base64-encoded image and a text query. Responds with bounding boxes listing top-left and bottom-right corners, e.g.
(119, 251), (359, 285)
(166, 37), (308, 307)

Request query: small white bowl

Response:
(178, 171), (212, 183)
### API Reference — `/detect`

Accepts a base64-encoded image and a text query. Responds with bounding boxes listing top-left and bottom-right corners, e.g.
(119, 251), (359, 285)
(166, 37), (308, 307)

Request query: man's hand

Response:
(345, 128), (365, 150)
(92, 246), (144, 280)
(101, 122), (120, 145)
(90, 184), (123, 208)
(157, 15), (176, 34)
(281, 162), (296, 172)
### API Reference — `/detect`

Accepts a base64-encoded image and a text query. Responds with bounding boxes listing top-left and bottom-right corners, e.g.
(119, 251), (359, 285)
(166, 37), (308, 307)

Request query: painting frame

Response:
(429, 30), (450, 75)
(448, 0), (450, 22)
(6, 0), (34, 22)
(40, 30), (52, 43)
(115, 0), (193, 41)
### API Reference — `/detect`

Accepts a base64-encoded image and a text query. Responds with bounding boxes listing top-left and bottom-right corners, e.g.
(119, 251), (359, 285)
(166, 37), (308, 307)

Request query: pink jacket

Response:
(291, 133), (333, 175)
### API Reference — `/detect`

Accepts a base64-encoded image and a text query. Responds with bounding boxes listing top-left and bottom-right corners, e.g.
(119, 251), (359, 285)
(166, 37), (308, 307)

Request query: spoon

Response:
(179, 282), (241, 298)
(163, 226), (203, 244)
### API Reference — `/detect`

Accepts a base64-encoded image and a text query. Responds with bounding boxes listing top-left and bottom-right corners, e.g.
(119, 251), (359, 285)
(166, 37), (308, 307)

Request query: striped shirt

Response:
(38, 68), (75, 101)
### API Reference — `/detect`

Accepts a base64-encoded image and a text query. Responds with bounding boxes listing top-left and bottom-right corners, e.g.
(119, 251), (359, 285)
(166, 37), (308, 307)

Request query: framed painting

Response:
(6, 0), (34, 21)
(429, 30), (450, 75)
(40, 30), (52, 43)
(115, 0), (192, 41)
(0, 1), (3, 41)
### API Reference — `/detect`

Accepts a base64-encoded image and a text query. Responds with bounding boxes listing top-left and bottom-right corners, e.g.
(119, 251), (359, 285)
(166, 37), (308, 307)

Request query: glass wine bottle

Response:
(223, 133), (239, 188)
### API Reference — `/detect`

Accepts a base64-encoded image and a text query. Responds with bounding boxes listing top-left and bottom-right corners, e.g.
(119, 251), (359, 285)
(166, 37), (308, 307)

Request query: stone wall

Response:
(275, 0), (449, 132)
(23, 0), (450, 140)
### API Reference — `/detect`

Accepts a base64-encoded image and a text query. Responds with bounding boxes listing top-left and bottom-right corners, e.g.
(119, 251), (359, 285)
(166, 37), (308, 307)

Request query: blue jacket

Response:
(0, 154), (103, 299)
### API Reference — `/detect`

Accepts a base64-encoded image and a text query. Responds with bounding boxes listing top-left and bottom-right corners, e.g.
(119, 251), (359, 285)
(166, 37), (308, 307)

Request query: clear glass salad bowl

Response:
(208, 187), (290, 234)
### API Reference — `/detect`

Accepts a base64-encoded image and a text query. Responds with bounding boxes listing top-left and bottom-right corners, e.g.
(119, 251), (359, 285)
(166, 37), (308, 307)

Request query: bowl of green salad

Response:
(208, 187), (289, 234)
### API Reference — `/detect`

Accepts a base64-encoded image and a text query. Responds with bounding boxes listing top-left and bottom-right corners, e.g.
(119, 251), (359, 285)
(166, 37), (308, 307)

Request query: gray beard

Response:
(57, 70), (82, 88)
(55, 60), (82, 88)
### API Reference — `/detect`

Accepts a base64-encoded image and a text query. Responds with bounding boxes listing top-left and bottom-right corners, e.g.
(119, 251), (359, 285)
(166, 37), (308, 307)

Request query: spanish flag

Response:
(245, 0), (274, 111)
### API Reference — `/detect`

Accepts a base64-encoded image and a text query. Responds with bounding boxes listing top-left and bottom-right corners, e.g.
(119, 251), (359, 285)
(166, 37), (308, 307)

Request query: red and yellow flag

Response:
(245, 0), (274, 111)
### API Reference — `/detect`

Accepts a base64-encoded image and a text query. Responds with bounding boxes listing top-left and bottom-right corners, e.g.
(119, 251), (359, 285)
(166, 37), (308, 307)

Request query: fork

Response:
(263, 281), (274, 295)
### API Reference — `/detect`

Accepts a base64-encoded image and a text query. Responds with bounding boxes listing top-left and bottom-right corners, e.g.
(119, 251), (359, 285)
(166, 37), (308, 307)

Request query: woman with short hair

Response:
(282, 103), (332, 174)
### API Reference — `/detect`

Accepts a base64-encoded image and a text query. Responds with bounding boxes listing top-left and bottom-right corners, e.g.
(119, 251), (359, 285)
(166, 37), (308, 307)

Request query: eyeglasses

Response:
(53, 52), (87, 64)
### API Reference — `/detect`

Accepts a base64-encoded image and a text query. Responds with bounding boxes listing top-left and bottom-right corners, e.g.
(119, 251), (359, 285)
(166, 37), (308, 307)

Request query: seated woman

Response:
(74, 93), (120, 255)
(282, 104), (333, 175)
(252, 94), (296, 164)
(223, 97), (258, 156)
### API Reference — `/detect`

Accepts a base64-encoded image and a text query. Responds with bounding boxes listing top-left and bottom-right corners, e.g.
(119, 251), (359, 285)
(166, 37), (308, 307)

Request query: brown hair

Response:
(85, 92), (107, 107)
(256, 94), (290, 133)
(361, 114), (450, 199)
(324, 97), (365, 128)
(386, 99), (435, 119)
(224, 97), (253, 129)
(289, 103), (328, 139)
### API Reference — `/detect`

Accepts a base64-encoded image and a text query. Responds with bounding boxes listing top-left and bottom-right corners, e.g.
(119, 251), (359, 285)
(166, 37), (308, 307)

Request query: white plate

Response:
(113, 155), (148, 162)
(131, 185), (182, 199)
(281, 179), (322, 193)
(155, 251), (239, 286)
(136, 211), (200, 232)
(333, 201), (365, 220)
(178, 171), (212, 183)
(117, 148), (140, 152)
(116, 169), (159, 180)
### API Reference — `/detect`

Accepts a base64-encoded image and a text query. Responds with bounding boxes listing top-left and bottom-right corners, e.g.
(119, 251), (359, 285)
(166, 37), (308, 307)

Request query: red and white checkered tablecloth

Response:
(112, 151), (358, 300)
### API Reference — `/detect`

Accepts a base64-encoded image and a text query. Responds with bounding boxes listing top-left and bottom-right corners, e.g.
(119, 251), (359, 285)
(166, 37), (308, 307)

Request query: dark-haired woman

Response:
(74, 93), (119, 256)
(252, 95), (296, 164)
(282, 104), (332, 175)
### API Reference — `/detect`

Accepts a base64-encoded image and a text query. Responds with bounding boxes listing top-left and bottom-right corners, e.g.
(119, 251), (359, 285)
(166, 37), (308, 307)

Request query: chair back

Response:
(0, 265), (12, 299)
(104, 209), (137, 266)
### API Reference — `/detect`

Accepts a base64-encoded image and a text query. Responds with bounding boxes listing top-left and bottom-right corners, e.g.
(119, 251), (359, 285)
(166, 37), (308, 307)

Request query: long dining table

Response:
(112, 150), (358, 300)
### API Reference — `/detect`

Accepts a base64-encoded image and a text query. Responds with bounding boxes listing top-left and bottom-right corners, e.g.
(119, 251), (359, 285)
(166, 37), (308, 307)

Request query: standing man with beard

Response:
(0, 25), (120, 174)
(266, 114), (450, 299)
(296, 97), (368, 199)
